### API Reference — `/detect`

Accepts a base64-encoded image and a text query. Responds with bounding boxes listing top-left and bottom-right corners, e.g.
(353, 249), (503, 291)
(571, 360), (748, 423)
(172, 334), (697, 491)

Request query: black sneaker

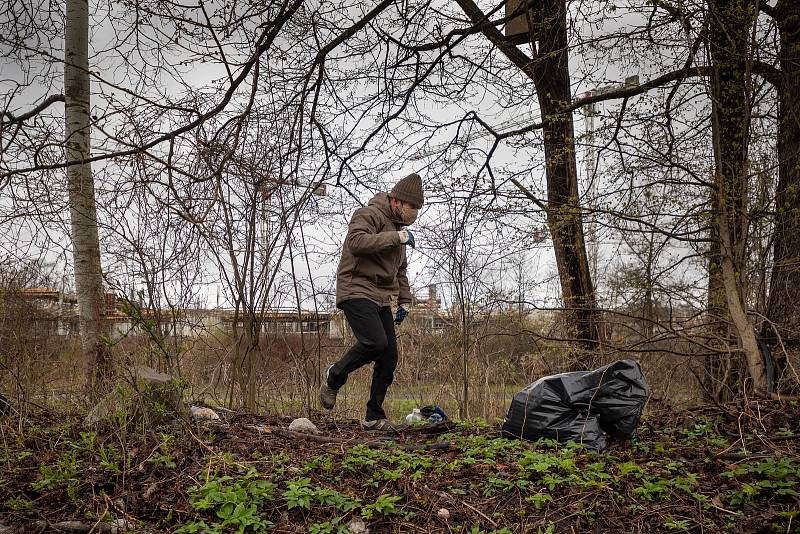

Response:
(319, 365), (338, 410)
(361, 418), (396, 431)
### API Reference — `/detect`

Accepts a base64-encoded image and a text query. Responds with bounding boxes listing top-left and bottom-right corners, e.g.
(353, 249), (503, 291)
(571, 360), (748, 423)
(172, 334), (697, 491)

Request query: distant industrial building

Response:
(3, 285), (451, 340)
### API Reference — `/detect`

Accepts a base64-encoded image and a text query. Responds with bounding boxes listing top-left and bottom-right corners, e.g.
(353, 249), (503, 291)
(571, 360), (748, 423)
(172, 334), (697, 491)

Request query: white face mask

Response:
(402, 207), (419, 225)
(391, 200), (418, 225)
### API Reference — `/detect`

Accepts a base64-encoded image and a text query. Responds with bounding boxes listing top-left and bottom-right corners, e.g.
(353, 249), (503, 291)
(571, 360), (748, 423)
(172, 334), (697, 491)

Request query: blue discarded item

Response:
(420, 404), (447, 422)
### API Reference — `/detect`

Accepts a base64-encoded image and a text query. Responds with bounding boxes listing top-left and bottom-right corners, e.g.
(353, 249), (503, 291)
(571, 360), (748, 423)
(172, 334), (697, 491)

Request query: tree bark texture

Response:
(763, 0), (800, 392)
(767, 1), (800, 348)
(239, 315), (259, 411)
(532, 0), (599, 352)
(708, 0), (768, 395)
(226, 306), (260, 412)
(455, 0), (600, 353)
(65, 0), (110, 393)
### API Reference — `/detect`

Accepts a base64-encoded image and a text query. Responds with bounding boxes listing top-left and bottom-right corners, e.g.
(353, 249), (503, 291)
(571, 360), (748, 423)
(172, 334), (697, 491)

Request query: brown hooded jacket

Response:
(335, 192), (412, 308)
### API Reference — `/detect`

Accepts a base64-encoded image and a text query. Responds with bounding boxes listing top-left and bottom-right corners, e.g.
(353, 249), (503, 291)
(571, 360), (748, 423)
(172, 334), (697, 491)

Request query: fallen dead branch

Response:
(240, 423), (454, 451)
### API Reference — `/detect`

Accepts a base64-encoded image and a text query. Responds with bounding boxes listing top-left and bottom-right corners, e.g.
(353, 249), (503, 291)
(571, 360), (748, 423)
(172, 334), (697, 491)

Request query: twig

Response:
(29, 520), (131, 534)
(713, 452), (773, 461)
(243, 425), (453, 451)
(769, 393), (800, 401)
(270, 427), (453, 451)
(87, 501), (107, 534)
(706, 499), (740, 516)
(461, 500), (498, 528)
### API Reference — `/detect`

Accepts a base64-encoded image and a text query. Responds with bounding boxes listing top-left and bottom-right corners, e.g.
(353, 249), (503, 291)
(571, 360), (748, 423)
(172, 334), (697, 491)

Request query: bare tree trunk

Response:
(455, 0), (600, 354)
(766, 2), (800, 340)
(708, 0), (767, 395)
(763, 0), (800, 391)
(241, 315), (259, 411)
(65, 0), (110, 394)
(718, 216), (767, 393)
(707, 215), (741, 400)
(460, 305), (469, 420)
(537, 95), (599, 352)
(228, 306), (260, 412)
(532, 0), (599, 354)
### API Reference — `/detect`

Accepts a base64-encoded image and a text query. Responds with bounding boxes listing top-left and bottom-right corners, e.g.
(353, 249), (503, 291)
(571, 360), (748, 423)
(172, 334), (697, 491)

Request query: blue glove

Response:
(394, 304), (409, 325)
(398, 229), (416, 248)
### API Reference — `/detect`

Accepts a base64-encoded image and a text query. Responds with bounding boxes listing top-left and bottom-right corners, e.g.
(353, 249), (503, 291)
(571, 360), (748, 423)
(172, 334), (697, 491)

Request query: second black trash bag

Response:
(500, 359), (649, 450)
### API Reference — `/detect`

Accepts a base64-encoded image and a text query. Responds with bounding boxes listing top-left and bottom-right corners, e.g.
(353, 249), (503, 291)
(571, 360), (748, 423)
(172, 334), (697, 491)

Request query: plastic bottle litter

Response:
(405, 408), (424, 424)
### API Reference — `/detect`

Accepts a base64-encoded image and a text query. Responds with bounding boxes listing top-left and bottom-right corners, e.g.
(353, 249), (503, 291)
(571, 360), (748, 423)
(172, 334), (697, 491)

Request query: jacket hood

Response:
(367, 192), (402, 223)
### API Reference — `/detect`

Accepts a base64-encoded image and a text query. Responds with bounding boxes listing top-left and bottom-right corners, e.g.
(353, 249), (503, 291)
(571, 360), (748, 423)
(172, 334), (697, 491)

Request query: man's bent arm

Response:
(346, 208), (401, 256)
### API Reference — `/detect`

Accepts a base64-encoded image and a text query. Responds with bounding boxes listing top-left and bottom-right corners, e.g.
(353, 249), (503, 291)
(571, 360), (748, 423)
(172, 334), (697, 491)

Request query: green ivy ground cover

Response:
(0, 402), (797, 533)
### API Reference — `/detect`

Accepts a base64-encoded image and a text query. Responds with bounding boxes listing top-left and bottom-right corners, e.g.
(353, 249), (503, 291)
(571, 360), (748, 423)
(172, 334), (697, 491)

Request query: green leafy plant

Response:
(341, 444), (380, 472)
(481, 475), (528, 496)
(76, 431), (98, 452)
(455, 418), (491, 430)
(722, 458), (800, 507)
(176, 468), (275, 534)
(148, 433), (177, 469)
(525, 492), (553, 509)
(663, 517), (692, 531)
(448, 486), (467, 496)
(32, 450), (80, 493)
(280, 476), (362, 515)
(632, 477), (671, 501)
(361, 493), (408, 520)
(302, 454), (335, 475)
(312, 487), (360, 512)
(6, 496), (33, 511)
(98, 443), (125, 475)
(309, 518), (349, 534)
(681, 420), (728, 448)
(617, 460), (645, 478)
(541, 472), (570, 491)
(283, 477), (314, 510)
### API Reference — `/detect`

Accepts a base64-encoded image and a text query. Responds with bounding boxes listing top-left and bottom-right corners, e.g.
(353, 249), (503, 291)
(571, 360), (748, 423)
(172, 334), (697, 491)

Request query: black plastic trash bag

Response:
(501, 359), (649, 450)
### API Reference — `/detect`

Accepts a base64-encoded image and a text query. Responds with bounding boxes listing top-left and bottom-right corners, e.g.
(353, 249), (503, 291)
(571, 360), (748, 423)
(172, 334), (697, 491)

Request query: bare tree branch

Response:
(1, 94), (65, 125)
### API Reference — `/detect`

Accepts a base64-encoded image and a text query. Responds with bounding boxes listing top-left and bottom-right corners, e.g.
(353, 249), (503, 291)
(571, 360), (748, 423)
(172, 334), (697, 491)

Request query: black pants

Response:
(328, 298), (398, 421)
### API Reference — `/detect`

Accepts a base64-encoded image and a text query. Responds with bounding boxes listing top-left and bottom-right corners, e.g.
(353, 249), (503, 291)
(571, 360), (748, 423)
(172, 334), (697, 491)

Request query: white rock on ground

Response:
(288, 417), (320, 434)
(104, 518), (135, 533)
(190, 406), (220, 421)
(437, 508), (450, 520)
(347, 517), (369, 534)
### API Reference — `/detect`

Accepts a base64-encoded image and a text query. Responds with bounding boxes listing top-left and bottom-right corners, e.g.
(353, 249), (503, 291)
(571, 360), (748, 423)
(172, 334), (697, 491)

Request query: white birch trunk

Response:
(65, 0), (109, 392)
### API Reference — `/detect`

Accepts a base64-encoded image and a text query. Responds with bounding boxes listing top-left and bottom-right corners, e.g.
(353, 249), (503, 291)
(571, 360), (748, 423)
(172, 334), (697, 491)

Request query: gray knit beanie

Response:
(389, 173), (424, 209)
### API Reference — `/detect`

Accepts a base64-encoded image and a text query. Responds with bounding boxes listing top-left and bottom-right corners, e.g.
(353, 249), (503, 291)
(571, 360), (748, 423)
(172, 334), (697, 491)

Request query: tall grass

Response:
(0, 299), (710, 421)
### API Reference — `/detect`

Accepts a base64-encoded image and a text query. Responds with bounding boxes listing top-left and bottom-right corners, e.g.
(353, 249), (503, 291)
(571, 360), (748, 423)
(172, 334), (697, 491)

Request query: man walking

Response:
(319, 173), (424, 430)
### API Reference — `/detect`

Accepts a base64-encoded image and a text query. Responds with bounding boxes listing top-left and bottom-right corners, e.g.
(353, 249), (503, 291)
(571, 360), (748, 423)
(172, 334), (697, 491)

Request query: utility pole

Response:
(582, 98), (599, 283)
(580, 76), (640, 283)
